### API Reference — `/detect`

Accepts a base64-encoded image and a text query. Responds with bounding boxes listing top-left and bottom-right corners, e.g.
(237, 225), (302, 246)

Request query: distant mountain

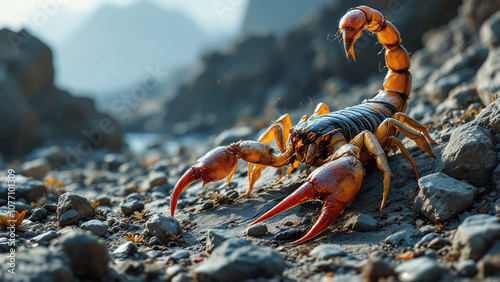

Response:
(242, 0), (330, 35)
(55, 1), (208, 95)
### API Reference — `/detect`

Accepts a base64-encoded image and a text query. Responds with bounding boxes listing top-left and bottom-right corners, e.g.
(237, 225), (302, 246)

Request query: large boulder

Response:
(0, 28), (123, 157)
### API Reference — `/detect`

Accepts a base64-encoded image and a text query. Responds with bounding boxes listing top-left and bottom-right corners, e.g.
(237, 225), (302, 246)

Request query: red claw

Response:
(170, 146), (238, 216)
(249, 146), (365, 244)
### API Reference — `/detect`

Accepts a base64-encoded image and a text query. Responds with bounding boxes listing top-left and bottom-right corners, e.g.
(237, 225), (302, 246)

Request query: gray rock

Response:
(42, 203), (57, 213)
(414, 173), (477, 223)
(194, 239), (285, 281)
(480, 11), (500, 48)
(344, 214), (378, 232)
(120, 199), (144, 216)
(455, 259), (478, 277)
(112, 241), (138, 258)
(395, 257), (444, 282)
(144, 214), (181, 241)
(166, 265), (188, 280)
(95, 195), (111, 205)
(147, 171), (168, 188)
(149, 236), (162, 246)
(0, 175), (47, 203)
(28, 207), (47, 222)
(420, 225), (438, 235)
(246, 223), (268, 237)
(59, 230), (109, 279)
(385, 230), (412, 246)
(452, 214), (500, 260)
(362, 257), (395, 282)
(57, 192), (94, 226)
(19, 158), (51, 179)
(415, 233), (440, 248)
(206, 229), (237, 253)
(0, 246), (73, 281)
(30, 230), (59, 245)
(172, 272), (194, 282)
(436, 125), (495, 187)
(476, 48), (500, 105)
(170, 250), (190, 262)
(427, 237), (451, 249)
(80, 219), (109, 237)
(309, 244), (346, 260)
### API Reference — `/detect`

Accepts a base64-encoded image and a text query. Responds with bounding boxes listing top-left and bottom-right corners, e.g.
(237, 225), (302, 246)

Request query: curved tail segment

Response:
(339, 6), (411, 113)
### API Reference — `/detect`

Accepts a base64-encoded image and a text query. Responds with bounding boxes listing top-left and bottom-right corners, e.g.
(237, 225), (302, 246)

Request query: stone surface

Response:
(57, 192), (94, 226)
(59, 230), (110, 279)
(0, 175), (47, 203)
(30, 230), (59, 245)
(246, 223), (268, 237)
(343, 214), (378, 232)
(395, 257), (444, 282)
(206, 229), (237, 253)
(480, 11), (500, 48)
(362, 257), (395, 282)
(309, 244), (346, 260)
(385, 230), (412, 246)
(414, 173), (477, 223)
(476, 47), (500, 105)
(19, 158), (51, 179)
(0, 246), (73, 281)
(80, 219), (109, 237)
(28, 207), (48, 222)
(120, 199), (144, 216)
(436, 125), (496, 187)
(112, 242), (138, 258)
(194, 239), (285, 281)
(452, 214), (500, 260)
(144, 214), (182, 241)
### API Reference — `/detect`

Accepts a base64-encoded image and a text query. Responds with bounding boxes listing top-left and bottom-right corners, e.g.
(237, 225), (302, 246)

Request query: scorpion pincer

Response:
(170, 6), (437, 244)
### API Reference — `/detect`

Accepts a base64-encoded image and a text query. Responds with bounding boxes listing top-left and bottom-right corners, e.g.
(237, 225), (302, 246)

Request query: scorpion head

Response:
(290, 125), (344, 166)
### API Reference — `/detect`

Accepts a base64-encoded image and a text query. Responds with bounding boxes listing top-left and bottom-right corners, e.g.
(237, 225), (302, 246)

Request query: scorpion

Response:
(170, 6), (436, 244)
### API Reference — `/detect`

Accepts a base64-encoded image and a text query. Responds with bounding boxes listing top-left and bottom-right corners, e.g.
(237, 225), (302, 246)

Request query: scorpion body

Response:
(170, 6), (436, 244)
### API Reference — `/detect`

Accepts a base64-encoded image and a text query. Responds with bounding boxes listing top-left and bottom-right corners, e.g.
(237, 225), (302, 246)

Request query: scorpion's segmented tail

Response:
(339, 6), (411, 113)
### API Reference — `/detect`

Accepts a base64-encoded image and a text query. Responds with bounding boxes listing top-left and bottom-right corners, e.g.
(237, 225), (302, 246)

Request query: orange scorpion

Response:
(170, 6), (436, 244)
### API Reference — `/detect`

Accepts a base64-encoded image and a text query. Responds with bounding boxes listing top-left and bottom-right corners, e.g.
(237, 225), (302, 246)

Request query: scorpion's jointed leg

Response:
(246, 114), (293, 198)
(393, 113), (436, 145)
(384, 136), (420, 179)
(250, 131), (391, 244)
(375, 118), (437, 159)
(170, 141), (294, 216)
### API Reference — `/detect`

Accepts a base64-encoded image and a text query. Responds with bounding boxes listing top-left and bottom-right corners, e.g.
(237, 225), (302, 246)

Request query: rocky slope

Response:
(0, 29), (123, 158)
(1, 0), (500, 281)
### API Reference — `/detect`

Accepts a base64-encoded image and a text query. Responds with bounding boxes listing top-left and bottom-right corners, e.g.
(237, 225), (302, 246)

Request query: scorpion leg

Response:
(384, 136), (420, 179)
(375, 118), (437, 159)
(309, 102), (331, 120)
(246, 114), (293, 199)
(170, 141), (294, 216)
(393, 113), (437, 145)
(349, 131), (392, 210)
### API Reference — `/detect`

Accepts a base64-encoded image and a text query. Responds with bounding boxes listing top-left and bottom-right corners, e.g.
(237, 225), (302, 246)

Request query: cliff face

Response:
(0, 29), (123, 157)
(157, 0), (460, 135)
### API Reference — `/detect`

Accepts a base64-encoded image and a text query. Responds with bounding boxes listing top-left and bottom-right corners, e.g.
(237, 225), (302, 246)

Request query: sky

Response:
(0, 0), (248, 45)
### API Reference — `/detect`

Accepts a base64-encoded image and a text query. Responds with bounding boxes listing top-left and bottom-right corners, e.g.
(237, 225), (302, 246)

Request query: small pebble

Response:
(309, 244), (346, 260)
(247, 223), (268, 237)
(415, 219), (425, 228)
(201, 201), (214, 211)
(420, 225), (438, 235)
(274, 229), (300, 241)
(149, 236), (162, 246)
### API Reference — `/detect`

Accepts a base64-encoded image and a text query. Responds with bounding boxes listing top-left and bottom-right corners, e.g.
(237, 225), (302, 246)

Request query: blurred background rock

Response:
(1, 0), (498, 164)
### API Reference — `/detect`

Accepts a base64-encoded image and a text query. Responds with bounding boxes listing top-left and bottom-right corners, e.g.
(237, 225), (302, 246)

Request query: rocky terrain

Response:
(1, 0), (500, 281)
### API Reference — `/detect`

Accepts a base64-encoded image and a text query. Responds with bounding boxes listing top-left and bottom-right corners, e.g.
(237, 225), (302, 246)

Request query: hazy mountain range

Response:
(54, 1), (209, 95)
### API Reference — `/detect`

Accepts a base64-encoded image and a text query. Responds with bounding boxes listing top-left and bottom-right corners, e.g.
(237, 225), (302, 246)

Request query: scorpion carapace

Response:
(170, 6), (436, 244)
